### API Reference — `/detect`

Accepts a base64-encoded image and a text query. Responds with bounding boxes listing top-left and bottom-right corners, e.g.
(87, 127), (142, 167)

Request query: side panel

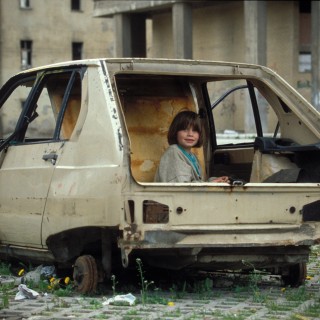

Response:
(121, 183), (320, 248)
(42, 65), (124, 242)
(0, 143), (62, 246)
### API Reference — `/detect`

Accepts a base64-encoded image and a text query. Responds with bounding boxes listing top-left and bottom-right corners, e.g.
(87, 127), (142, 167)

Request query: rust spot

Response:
(123, 223), (137, 234)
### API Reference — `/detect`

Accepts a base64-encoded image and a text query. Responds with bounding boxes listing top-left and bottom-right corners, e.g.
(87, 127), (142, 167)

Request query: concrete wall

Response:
(145, 1), (311, 102)
(151, 12), (174, 58)
(193, 1), (245, 62)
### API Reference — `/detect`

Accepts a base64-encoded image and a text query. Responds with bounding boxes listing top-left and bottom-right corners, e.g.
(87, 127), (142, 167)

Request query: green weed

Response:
(53, 284), (74, 297)
(125, 309), (139, 315)
(0, 292), (10, 309)
(87, 298), (103, 309)
(136, 258), (154, 305)
(169, 281), (187, 300)
(111, 274), (118, 297)
(0, 262), (11, 275)
(284, 286), (312, 302)
(241, 260), (267, 303)
(192, 277), (213, 299)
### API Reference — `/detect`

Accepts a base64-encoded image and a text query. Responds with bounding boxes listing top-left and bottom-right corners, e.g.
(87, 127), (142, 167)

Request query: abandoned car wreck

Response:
(0, 58), (320, 293)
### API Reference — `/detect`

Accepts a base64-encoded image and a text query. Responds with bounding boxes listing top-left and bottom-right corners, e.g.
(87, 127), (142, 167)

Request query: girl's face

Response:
(177, 126), (200, 151)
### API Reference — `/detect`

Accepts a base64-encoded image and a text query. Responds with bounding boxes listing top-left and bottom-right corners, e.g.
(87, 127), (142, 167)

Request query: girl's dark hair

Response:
(167, 111), (203, 147)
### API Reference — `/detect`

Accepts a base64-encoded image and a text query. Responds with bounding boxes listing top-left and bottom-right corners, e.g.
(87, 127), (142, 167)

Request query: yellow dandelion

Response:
(306, 276), (312, 280)
(18, 269), (25, 276)
(281, 287), (286, 292)
(50, 277), (55, 283)
(168, 301), (175, 307)
(64, 277), (70, 285)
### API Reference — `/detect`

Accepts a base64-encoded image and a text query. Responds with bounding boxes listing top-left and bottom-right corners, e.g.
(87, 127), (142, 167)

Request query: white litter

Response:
(15, 284), (39, 300)
(103, 293), (136, 306)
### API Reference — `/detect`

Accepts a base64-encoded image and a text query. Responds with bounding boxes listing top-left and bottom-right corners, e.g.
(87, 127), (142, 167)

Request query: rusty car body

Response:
(0, 58), (320, 292)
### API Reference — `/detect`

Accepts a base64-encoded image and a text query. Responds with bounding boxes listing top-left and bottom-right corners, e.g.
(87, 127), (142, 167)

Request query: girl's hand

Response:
(211, 176), (230, 183)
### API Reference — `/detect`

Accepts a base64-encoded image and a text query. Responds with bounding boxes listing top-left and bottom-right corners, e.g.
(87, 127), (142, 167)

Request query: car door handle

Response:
(42, 153), (58, 165)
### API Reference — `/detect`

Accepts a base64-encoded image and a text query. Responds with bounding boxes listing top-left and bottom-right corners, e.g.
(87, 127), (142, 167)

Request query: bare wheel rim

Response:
(73, 255), (98, 293)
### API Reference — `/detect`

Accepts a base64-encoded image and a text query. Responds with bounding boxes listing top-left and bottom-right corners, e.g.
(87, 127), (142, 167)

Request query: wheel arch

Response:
(46, 226), (119, 266)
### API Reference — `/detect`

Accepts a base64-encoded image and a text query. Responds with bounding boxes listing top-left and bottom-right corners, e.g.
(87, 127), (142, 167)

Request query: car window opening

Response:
(116, 74), (206, 183)
(0, 70), (83, 147)
(116, 74), (320, 185)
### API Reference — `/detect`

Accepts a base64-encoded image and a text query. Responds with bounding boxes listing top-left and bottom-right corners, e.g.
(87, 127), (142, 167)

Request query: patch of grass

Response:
(266, 301), (294, 313)
(162, 307), (182, 318)
(299, 301), (320, 317)
(241, 260), (269, 303)
(284, 286), (312, 302)
(51, 296), (71, 308)
(0, 262), (11, 275)
(53, 284), (74, 297)
(192, 277), (213, 300)
(0, 292), (10, 309)
(0, 281), (15, 292)
(0, 281), (15, 310)
(145, 288), (169, 305)
(87, 298), (103, 310)
(124, 309), (139, 316)
(169, 281), (187, 300)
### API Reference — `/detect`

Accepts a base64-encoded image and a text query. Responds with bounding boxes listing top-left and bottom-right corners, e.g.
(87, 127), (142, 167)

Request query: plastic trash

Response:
(103, 293), (136, 306)
(16, 264), (56, 285)
(40, 265), (56, 279)
(12, 265), (57, 286)
(15, 284), (39, 300)
(21, 265), (43, 284)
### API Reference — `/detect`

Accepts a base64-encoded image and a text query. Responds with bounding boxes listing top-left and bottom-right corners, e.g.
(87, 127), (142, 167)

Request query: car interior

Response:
(115, 74), (319, 184)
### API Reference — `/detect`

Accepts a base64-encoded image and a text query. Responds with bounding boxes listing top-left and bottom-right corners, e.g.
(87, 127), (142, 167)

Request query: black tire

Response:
(73, 255), (98, 294)
(282, 262), (307, 287)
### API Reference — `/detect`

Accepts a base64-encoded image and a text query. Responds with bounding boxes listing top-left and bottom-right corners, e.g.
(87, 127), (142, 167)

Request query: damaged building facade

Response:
(93, 0), (320, 133)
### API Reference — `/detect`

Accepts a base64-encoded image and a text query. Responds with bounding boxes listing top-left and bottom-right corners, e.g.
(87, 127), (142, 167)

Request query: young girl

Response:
(154, 110), (229, 183)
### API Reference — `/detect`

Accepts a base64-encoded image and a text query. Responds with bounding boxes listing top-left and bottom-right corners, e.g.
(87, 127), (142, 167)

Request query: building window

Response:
(299, 0), (311, 72)
(71, 0), (81, 11)
(20, 40), (32, 69)
(72, 42), (83, 60)
(20, 0), (31, 9)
